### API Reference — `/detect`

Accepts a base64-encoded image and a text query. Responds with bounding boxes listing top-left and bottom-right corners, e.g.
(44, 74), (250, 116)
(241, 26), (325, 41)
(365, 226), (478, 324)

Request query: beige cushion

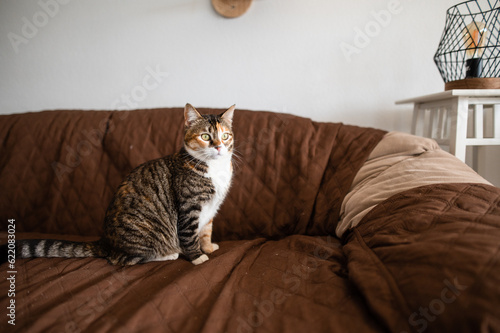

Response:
(337, 131), (491, 237)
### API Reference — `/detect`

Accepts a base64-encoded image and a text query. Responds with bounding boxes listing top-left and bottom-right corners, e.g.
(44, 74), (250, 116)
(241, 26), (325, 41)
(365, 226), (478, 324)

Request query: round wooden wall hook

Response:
(211, 0), (253, 18)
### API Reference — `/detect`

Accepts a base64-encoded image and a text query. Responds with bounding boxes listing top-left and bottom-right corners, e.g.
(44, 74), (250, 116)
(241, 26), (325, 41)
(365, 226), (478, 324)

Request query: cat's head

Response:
(183, 103), (235, 161)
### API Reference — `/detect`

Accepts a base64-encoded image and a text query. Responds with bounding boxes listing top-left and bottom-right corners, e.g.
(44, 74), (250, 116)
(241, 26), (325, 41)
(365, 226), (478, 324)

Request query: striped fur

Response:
(18, 239), (97, 258)
(13, 104), (234, 266)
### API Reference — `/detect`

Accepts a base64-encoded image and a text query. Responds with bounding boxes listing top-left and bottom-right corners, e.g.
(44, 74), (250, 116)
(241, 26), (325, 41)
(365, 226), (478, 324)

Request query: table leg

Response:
(412, 103), (424, 136)
(449, 96), (468, 162)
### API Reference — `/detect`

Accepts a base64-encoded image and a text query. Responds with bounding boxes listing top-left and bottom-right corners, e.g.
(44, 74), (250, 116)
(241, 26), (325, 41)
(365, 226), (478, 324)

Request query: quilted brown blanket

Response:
(0, 108), (499, 333)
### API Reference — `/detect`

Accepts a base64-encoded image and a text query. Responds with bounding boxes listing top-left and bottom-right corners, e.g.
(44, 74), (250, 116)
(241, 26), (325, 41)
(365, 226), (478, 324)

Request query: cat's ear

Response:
(184, 103), (202, 127)
(220, 105), (235, 125)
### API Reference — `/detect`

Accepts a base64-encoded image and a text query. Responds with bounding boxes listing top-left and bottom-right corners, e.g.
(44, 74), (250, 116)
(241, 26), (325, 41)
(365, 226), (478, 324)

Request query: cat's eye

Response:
(222, 133), (230, 140)
(201, 134), (211, 141)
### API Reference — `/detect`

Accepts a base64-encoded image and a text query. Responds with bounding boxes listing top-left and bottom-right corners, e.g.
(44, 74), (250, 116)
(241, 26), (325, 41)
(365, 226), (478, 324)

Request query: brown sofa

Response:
(1, 108), (499, 333)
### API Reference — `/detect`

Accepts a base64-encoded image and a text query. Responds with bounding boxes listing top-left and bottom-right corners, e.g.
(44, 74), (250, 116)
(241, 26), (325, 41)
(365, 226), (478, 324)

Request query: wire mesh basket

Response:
(434, 0), (500, 89)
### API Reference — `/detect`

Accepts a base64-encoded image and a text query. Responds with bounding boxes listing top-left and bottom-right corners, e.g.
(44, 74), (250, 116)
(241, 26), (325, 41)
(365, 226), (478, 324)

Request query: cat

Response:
(4, 104), (235, 266)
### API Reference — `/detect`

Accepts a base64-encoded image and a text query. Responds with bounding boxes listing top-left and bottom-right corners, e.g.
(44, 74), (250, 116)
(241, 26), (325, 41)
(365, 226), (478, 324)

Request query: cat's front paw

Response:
(191, 254), (209, 265)
(202, 242), (219, 254)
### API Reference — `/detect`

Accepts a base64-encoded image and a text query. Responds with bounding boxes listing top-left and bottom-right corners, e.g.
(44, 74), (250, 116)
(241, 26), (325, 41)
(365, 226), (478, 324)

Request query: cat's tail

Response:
(1, 239), (105, 264)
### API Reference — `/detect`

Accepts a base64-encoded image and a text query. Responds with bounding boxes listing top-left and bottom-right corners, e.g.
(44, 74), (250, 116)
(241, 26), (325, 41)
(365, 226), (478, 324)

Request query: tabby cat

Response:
(8, 104), (235, 265)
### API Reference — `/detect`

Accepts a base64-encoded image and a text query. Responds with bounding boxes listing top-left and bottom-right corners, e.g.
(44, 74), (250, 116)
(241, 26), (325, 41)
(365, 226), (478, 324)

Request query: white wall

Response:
(1, 0), (498, 186)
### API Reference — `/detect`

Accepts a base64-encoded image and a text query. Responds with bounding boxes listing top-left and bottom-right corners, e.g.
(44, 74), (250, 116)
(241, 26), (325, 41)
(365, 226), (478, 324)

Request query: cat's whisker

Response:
(232, 160), (243, 173)
(231, 149), (243, 160)
(231, 149), (244, 165)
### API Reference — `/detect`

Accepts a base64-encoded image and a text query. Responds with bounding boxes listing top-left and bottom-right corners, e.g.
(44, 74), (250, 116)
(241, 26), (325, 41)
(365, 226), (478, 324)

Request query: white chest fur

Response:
(198, 156), (233, 233)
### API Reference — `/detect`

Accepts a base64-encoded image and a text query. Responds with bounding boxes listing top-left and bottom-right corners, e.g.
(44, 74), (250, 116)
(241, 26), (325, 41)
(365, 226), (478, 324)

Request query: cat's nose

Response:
(216, 146), (222, 152)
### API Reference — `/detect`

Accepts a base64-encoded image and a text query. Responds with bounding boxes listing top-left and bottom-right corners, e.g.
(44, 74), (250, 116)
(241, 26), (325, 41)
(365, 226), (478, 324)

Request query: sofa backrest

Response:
(0, 108), (385, 240)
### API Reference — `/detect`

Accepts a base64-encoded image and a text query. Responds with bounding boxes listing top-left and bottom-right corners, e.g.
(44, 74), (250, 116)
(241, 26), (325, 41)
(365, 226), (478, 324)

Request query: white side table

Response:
(396, 90), (500, 167)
